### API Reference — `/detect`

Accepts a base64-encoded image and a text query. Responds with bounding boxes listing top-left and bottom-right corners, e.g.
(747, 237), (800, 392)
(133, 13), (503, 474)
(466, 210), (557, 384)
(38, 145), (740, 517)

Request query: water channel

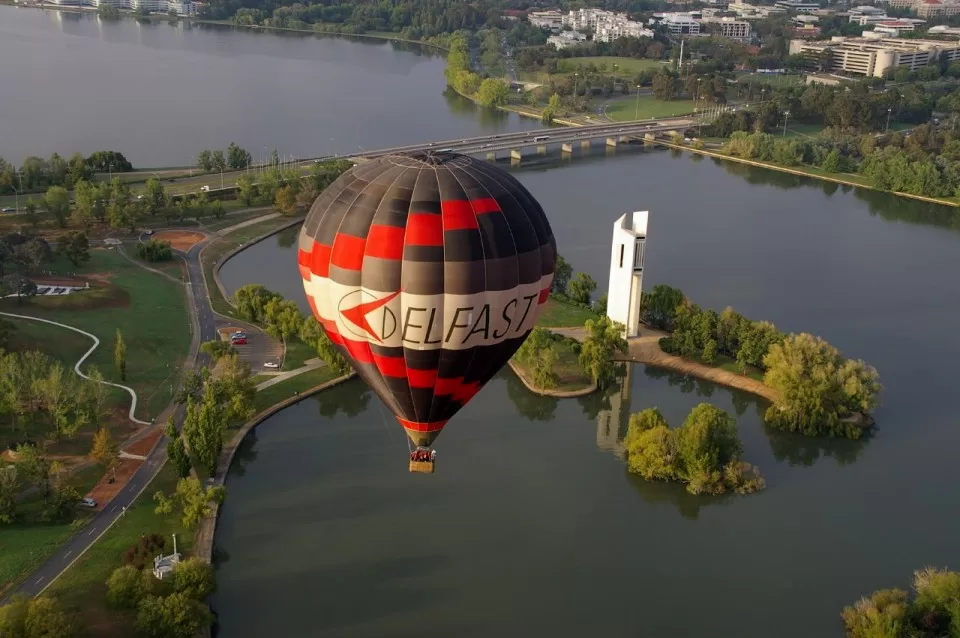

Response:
(216, 147), (960, 637)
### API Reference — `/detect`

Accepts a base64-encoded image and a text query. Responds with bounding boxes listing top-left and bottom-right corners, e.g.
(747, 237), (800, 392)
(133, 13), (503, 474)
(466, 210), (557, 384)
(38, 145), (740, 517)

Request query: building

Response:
(871, 19), (923, 33)
(847, 5), (888, 18)
(928, 23), (960, 35)
(654, 12), (703, 35)
(596, 21), (655, 42)
(607, 211), (648, 339)
(528, 10), (564, 30)
(717, 17), (751, 41)
(560, 8), (654, 42)
(129, 0), (168, 11)
(775, 0), (821, 12)
(915, 0), (960, 18)
(47, 0), (196, 12)
(790, 35), (960, 76)
(547, 31), (587, 49)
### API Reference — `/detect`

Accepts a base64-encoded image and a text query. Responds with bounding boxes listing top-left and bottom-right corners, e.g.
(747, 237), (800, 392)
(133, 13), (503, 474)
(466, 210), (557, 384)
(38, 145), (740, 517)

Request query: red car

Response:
(231, 337), (247, 345)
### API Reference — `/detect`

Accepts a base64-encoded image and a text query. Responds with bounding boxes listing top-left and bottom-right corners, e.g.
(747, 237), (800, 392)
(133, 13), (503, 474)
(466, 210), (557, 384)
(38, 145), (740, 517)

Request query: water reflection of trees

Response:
(714, 158), (960, 232)
(442, 89), (514, 127)
(764, 425), (868, 467)
(503, 369), (558, 421)
(228, 429), (259, 478)
(577, 363), (627, 420)
(313, 382), (371, 418)
(275, 227), (298, 248)
(624, 472), (734, 521)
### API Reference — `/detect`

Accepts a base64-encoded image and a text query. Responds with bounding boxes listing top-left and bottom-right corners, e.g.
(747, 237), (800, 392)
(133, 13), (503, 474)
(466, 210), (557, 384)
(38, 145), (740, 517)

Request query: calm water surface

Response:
(215, 149), (960, 637)
(0, 7), (541, 166)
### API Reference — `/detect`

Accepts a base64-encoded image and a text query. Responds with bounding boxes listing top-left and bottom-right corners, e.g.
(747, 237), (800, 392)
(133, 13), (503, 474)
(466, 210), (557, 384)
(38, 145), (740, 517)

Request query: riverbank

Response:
(660, 140), (960, 209)
(507, 360), (597, 398)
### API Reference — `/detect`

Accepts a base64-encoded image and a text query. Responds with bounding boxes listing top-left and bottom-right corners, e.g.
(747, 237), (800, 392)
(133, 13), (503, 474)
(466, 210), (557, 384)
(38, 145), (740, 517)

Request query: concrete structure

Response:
(915, 0), (960, 18)
(928, 24), (960, 35)
(775, 0), (820, 12)
(790, 35), (960, 76)
(848, 5), (888, 18)
(607, 211), (648, 338)
(547, 31), (587, 49)
(596, 21), (655, 42)
(560, 8), (654, 43)
(528, 10), (564, 30)
(661, 13), (702, 35)
(152, 534), (181, 580)
(48, 0), (196, 12)
(717, 17), (751, 41)
(872, 19), (923, 34)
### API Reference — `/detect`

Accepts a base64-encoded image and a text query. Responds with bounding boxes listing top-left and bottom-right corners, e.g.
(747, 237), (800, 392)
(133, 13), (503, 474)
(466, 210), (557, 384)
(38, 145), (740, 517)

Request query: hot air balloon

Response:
(297, 151), (556, 473)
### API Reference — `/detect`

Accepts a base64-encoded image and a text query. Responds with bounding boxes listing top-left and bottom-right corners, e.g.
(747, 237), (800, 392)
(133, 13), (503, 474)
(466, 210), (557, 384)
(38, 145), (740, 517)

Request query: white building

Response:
(596, 21), (655, 42)
(928, 23), (960, 35)
(607, 211), (648, 339)
(560, 8), (653, 42)
(775, 0), (820, 12)
(547, 31), (587, 49)
(717, 17), (751, 40)
(528, 10), (564, 30)
(791, 35), (960, 76)
(47, 0), (196, 12)
(662, 14), (702, 35)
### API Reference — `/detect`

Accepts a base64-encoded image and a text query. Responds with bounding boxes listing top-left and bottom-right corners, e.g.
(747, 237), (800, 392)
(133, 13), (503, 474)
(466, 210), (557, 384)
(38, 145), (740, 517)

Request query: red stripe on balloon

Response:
(366, 225), (405, 260)
(435, 376), (463, 396)
(319, 319), (344, 345)
(310, 242), (331, 278)
(406, 368), (438, 389)
(441, 200), (478, 230)
(453, 382), (481, 403)
(330, 234), (366, 271)
(471, 197), (501, 214)
(538, 287), (550, 304)
(397, 417), (448, 433)
(343, 337), (374, 364)
(405, 214), (444, 246)
(372, 354), (406, 378)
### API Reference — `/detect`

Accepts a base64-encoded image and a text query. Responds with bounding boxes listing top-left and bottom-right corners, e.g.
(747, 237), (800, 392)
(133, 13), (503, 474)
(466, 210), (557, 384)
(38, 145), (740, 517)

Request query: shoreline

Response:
(507, 360), (597, 398)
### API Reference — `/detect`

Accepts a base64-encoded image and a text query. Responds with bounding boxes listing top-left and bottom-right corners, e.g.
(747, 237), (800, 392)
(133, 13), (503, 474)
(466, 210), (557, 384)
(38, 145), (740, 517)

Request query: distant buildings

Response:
(528, 10), (564, 30)
(790, 34), (960, 77)
(534, 8), (654, 47)
(547, 31), (588, 49)
(775, 0), (820, 13)
(47, 0), (197, 14)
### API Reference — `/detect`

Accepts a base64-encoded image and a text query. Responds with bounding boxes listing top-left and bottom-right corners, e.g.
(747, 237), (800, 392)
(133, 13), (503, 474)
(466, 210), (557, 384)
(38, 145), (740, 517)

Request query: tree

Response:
(552, 254), (572, 294)
(106, 565), (150, 609)
(135, 593), (213, 638)
(594, 294), (608, 316)
(114, 329), (127, 381)
(154, 476), (226, 529)
(210, 150), (227, 173)
(44, 186), (71, 228)
(299, 316), (350, 374)
(87, 150), (132, 173)
(274, 185), (298, 216)
(135, 239), (173, 262)
(652, 70), (678, 101)
(90, 427), (118, 470)
(72, 180), (96, 229)
(531, 344), (559, 389)
(567, 272), (596, 306)
(143, 178), (167, 216)
(57, 231), (90, 268)
(84, 367), (109, 428)
(702, 339), (718, 365)
(170, 558), (216, 600)
(236, 174), (256, 206)
(641, 284), (685, 330)
(841, 588), (910, 638)
(23, 200), (39, 228)
(182, 385), (227, 476)
(200, 339), (235, 362)
(579, 316), (628, 384)
(196, 149), (213, 172)
(167, 435), (192, 478)
(227, 142), (252, 169)
(675, 403), (742, 493)
(0, 465), (21, 524)
(476, 78), (510, 107)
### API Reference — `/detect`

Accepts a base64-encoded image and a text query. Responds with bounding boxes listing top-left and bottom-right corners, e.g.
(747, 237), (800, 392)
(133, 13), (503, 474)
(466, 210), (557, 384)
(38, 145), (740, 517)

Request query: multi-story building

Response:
(528, 10), (564, 31)
(48, 0), (196, 12)
(717, 17), (751, 40)
(547, 31), (588, 49)
(558, 8), (654, 42)
(595, 21), (655, 42)
(775, 0), (820, 12)
(927, 23), (960, 35)
(847, 5), (889, 19)
(790, 35), (960, 76)
(915, 0), (960, 18)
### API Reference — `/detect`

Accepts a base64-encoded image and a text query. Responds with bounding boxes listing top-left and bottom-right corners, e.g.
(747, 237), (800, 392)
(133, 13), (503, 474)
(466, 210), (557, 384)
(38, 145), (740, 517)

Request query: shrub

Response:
(123, 533), (167, 570)
(170, 558), (216, 600)
(106, 565), (150, 609)
(135, 239), (173, 262)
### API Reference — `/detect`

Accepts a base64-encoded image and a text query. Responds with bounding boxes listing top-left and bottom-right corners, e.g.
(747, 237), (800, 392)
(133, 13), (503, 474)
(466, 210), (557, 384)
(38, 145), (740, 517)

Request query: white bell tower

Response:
(606, 211), (648, 338)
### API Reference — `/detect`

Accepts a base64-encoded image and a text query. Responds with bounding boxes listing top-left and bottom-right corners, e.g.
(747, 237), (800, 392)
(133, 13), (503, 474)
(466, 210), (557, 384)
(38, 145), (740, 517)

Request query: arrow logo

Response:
(340, 290), (401, 342)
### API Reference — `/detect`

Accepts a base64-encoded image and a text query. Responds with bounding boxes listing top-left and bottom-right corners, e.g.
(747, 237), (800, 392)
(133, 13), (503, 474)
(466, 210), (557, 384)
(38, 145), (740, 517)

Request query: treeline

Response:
(550, 254), (603, 311)
(841, 567), (960, 638)
(514, 317), (626, 389)
(623, 403), (764, 495)
(445, 35), (510, 107)
(211, 0), (495, 40)
(236, 159), (353, 216)
(0, 150), (132, 195)
(645, 284), (881, 439)
(233, 284), (351, 375)
(196, 142), (253, 172)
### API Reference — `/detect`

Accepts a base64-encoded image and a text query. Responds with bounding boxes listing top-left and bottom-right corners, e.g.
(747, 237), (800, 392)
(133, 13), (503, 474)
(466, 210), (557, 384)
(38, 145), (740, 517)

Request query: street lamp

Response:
(782, 110), (790, 137)
(573, 72), (580, 102)
(886, 107), (893, 132)
(635, 85), (642, 121)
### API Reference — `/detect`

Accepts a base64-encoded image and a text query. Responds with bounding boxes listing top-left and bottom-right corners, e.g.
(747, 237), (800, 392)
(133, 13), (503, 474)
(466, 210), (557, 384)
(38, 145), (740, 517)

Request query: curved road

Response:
(2, 241), (217, 602)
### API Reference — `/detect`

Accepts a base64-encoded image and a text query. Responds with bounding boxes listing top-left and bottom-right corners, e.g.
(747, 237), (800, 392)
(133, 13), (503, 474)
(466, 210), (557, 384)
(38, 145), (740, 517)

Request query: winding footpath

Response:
(0, 313), (152, 425)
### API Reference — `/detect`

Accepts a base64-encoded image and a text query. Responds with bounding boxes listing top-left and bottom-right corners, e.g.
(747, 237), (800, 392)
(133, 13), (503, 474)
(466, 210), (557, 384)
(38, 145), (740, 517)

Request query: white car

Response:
(263, 361), (280, 369)
(80, 497), (97, 508)
(200, 185), (210, 192)
(1, 207), (14, 213)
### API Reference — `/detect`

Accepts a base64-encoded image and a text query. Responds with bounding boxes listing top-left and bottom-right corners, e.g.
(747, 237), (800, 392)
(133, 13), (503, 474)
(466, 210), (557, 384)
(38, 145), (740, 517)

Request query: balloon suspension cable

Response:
(373, 396), (406, 451)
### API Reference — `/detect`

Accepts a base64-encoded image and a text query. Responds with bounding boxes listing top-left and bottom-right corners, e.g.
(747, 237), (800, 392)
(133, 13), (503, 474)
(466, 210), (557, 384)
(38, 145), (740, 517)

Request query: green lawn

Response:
(202, 206), (273, 232)
(688, 351), (764, 382)
(605, 96), (697, 121)
(0, 249), (190, 420)
(44, 464), (190, 638)
(558, 57), (668, 75)
(282, 338), (316, 371)
(512, 334), (592, 392)
(537, 298), (598, 328)
(252, 367), (340, 413)
(0, 465), (103, 594)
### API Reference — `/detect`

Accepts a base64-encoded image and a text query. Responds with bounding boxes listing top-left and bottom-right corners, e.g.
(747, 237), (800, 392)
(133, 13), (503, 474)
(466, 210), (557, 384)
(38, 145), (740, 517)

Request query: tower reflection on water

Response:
(595, 365), (632, 457)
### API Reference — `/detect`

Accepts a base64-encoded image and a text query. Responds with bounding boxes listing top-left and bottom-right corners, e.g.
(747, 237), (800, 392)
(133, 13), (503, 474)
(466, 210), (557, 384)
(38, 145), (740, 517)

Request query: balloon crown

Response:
(386, 150), (472, 168)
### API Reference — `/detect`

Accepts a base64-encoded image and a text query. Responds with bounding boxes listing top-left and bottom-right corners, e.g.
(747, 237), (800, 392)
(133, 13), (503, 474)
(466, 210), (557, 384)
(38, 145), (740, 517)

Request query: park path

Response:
(254, 358), (326, 391)
(0, 312), (151, 425)
(214, 212), (282, 236)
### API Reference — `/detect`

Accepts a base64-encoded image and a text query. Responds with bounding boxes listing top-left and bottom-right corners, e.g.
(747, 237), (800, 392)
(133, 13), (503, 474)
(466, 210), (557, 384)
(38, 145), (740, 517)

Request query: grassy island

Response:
(643, 285), (881, 440)
(841, 567), (960, 638)
(622, 404), (764, 496)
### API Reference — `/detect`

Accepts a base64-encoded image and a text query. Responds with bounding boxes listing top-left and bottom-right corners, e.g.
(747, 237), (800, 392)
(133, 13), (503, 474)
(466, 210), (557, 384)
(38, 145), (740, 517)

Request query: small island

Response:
(841, 567), (960, 638)
(622, 404), (765, 496)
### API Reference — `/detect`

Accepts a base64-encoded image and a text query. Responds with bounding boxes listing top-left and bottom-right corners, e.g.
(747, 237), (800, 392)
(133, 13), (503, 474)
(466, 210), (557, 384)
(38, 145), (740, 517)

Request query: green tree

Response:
(72, 180), (97, 228)
(579, 316), (628, 384)
(182, 385), (226, 476)
(567, 272), (596, 306)
(476, 78), (509, 107)
(200, 339), (235, 362)
(105, 565), (150, 609)
(0, 465), (21, 524)
(299, 316), (351, 375)
(154, 476), (226, 529)
(624, 423), (677, 480)
(227, 142), (252, 169)
(57, 231), (90, 268)
(210, 150), (227, 173)
(274, 185), (298, 216)
(167, 435), (192, 478)
(236, 174), (256, 206)
(135, 593), (213, 638)
(675, 403), (742, 493)
(23, 200), (39, 228)
(90, 427), (118, 470)
(44, 186), (71, 228)
(821, 149), (842, 173)
(840, 588), (909, 638)
(641, 284), (685, 330)
(702, 339), (718, 365)
(196, 149), (213, 172)
(143, 178), (168, 216)
(114, 329), (127, 381)
(552, 254), (572, 294)
(627, 407), (669, 434)
(170, 558), (216, 600)
(531, 344), (559, 389)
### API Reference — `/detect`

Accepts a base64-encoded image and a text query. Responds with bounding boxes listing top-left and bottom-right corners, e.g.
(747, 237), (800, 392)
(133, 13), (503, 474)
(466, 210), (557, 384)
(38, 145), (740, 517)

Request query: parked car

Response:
(231, 332), (247, 340)
(144, 230), (154, 236)
(263, 361), (280, 369)
(231, 337), (247, 345)
(80, 497), (97, 508)
(1, 208), (14, 213)
(200, 185), (210, 192)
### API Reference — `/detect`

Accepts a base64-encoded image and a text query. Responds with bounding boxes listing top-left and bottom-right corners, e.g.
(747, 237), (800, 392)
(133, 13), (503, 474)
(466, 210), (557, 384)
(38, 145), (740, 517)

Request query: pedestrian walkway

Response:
(255, 358), (326, 391)
(215, 212), (281, 236)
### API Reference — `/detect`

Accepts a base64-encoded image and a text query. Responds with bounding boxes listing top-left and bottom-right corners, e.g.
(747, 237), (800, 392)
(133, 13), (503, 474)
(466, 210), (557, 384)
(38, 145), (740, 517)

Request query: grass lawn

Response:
(281, 339), (316, 371)
(0, 464), (103, 594)
(558, 57), (667, 75)
(512, 335), (592, 392)
(0, 249), (190, 421)
(686, 351), (764, 382)
(605, 96), (696, 121)
(44, 464), (191, 638)
(203, 206), (272, 232)
(252, 367), (339, 413)
(537, 298), (598, 328)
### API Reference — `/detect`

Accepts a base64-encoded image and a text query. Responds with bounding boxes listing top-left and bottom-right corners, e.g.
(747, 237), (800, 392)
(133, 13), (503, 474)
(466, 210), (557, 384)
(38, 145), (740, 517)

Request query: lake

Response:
(215, 147), (960, 637)
(0, 7), (541, 167)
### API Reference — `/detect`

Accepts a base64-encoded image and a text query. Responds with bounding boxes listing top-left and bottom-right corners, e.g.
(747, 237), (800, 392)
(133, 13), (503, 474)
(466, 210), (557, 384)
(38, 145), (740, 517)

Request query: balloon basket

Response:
(409, 460), (435, 474)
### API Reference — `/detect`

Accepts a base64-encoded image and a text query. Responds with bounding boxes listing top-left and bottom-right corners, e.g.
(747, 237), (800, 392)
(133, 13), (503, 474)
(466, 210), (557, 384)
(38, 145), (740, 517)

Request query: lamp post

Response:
(782, 110), (790, 137)
(886, 107), (892, 132)
(573, 72), (579, 104)
(635, 85), (642, 120)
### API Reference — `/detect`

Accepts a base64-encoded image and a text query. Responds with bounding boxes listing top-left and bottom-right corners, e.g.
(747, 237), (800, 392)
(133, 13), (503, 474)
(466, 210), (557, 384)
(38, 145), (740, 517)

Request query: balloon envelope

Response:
(298, 152), (556, 446)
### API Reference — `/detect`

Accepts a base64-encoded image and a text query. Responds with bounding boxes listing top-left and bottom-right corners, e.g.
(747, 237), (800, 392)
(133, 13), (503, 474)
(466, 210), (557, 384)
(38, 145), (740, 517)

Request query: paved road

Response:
(3, 239), (218, 602)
